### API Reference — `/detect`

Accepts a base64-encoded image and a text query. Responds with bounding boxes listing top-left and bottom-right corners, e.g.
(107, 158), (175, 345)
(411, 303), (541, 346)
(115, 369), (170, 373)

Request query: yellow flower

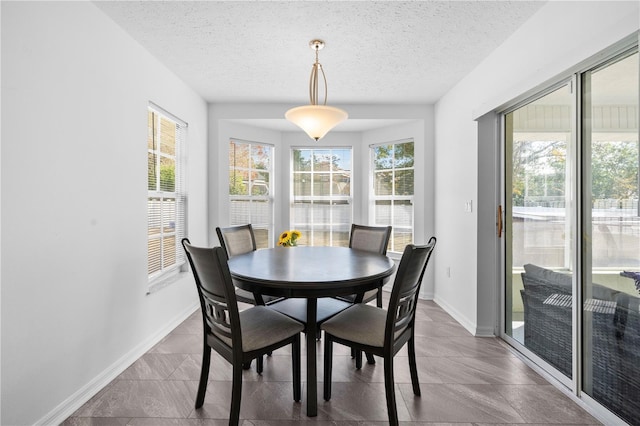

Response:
(278, 230), (301, 246)
(279, 231), (291, 243)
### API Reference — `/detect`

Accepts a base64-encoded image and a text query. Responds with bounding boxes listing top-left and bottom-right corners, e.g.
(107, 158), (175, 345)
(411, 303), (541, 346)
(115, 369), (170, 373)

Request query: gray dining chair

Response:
(335, 224), (392, 366)
(321, 237), (437, 426)
(216, 224), (280, 305)
(181, 238), (303, 425)
(338, 224), (392, 306)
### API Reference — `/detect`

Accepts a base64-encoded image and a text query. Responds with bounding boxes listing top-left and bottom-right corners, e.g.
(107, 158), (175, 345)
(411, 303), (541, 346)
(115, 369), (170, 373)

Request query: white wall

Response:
(434, 1), (639, 335)
(1, 2), (208, 424)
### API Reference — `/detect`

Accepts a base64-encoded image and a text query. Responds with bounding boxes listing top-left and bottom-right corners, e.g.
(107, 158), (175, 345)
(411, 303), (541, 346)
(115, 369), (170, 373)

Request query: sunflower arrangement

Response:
(278, 230), (301, 247)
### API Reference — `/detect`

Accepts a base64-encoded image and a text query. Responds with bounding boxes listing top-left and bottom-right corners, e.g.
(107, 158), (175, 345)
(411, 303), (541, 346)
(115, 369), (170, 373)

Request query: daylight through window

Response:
(229, 139), (273, 248)
(371, 140), (414, 253)
(147, 106), (187, 285)
(291, 148), (353, 246)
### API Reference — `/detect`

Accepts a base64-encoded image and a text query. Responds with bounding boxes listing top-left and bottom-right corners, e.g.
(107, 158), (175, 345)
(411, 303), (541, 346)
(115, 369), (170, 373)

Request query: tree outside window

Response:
(372, 140), (414, 253)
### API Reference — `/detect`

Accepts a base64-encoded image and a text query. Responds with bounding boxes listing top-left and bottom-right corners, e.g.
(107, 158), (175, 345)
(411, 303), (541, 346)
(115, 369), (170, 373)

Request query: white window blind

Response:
(371, 139), (414, 254)
(148, 104), (187, 287)
(291, 148), (353, 246)
(228, 139), (273, 248)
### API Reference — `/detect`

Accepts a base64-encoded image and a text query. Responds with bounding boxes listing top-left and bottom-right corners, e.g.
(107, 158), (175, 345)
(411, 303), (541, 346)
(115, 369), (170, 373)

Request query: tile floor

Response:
(63, 297), (601, 425)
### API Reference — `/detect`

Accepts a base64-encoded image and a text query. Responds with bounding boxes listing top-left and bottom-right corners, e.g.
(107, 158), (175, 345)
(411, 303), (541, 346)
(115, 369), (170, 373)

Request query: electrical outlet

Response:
(464, 200), (473, 213)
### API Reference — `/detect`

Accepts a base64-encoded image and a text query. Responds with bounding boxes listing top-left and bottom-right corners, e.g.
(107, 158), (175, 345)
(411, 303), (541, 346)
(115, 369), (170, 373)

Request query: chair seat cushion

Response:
(321, 304), (387, 347)
(241, 306), (304, 352)
(213, 306), (304, 352)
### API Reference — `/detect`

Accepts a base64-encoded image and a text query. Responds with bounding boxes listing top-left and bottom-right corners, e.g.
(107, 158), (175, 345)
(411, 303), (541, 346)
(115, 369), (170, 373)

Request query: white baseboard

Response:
(36, 303), (199, 426)
(419, 293), (434, 300)
(433, 295), (495, 337)
(474, 324), (496, 337)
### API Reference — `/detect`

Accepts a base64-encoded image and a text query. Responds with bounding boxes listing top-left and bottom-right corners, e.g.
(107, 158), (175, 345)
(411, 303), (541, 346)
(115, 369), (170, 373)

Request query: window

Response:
(147, 105), (187, 286)
(229, 139), (273, 248)
(371, 140), (414, 254)
(291, 148), (352, 246)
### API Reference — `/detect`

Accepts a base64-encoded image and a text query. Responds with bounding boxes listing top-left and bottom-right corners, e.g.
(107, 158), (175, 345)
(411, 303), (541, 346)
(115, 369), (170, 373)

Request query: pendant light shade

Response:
(285, 105), (348, 142)
(285, 40), (348, 141)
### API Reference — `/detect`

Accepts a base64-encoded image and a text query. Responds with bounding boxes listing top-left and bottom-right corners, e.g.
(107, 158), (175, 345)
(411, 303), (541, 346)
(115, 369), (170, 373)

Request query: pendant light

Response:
(285, 40), (348, 141)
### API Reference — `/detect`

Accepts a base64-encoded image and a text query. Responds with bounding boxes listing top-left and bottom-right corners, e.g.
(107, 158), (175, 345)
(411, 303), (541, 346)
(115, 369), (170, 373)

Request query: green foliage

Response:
(293, 149), (311, 171)
(373, 142), (413, 170)
(511, 139), (639, 206)
(591, 141), (639, 200)
(229, 172), (247, 195)
(160, 164), (175, 192)
(373, 142), (414, 196)
(511, 140), (566, 205)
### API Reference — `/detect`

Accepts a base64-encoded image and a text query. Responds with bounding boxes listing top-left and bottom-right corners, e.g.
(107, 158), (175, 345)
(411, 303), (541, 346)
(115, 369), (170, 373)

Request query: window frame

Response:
(370, 139), (415, 255)
(147, 104), (187, 291)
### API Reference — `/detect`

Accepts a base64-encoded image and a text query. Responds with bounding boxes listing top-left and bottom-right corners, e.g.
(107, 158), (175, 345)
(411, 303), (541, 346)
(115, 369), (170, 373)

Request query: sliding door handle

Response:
(497, 205), (503, 238)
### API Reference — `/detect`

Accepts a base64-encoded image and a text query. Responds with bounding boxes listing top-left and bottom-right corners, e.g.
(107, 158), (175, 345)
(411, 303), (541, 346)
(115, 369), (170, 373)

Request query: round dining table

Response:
(227, 246), (395, 417)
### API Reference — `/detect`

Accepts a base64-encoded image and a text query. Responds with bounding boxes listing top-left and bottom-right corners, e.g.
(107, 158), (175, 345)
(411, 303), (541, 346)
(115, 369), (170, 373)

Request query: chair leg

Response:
(195, 347), (211, 408)
(230, 362), (243, 425)
(376, 288), (383, 308)
(384, 356), (399, 426)
(408, 336), (421, 396)
(242, 361), (251, 370)
(292, 334), (301, 402)
(366, 352), (376, 365)
(323, 335), (333, 401)
(256, 355), (264, 375)
(355, 349), (375, 368)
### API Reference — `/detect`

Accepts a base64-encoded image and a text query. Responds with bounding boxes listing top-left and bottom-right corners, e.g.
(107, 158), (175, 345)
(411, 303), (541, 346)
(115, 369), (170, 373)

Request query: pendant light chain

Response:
(309, 42), (328, 106)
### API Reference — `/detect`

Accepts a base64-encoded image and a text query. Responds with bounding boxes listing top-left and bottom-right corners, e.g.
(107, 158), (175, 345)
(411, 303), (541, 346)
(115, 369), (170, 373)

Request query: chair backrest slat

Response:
(182, 239), (241, 348)
(349, 224), (392, 255)
(386, 237), (437, 340)
(216, 224), (257, 259)
(201, 288), (233, 341)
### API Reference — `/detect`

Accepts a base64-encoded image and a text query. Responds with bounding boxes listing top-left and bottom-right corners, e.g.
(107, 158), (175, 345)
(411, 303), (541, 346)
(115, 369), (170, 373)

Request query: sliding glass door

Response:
(581, 51), (639, 424)
(503, 44), (639, 422)
(504, 84), (575, 380)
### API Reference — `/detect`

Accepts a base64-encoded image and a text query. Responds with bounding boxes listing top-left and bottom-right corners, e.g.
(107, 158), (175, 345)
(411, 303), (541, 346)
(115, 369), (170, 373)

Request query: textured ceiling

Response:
(95, 1), (546, 106)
